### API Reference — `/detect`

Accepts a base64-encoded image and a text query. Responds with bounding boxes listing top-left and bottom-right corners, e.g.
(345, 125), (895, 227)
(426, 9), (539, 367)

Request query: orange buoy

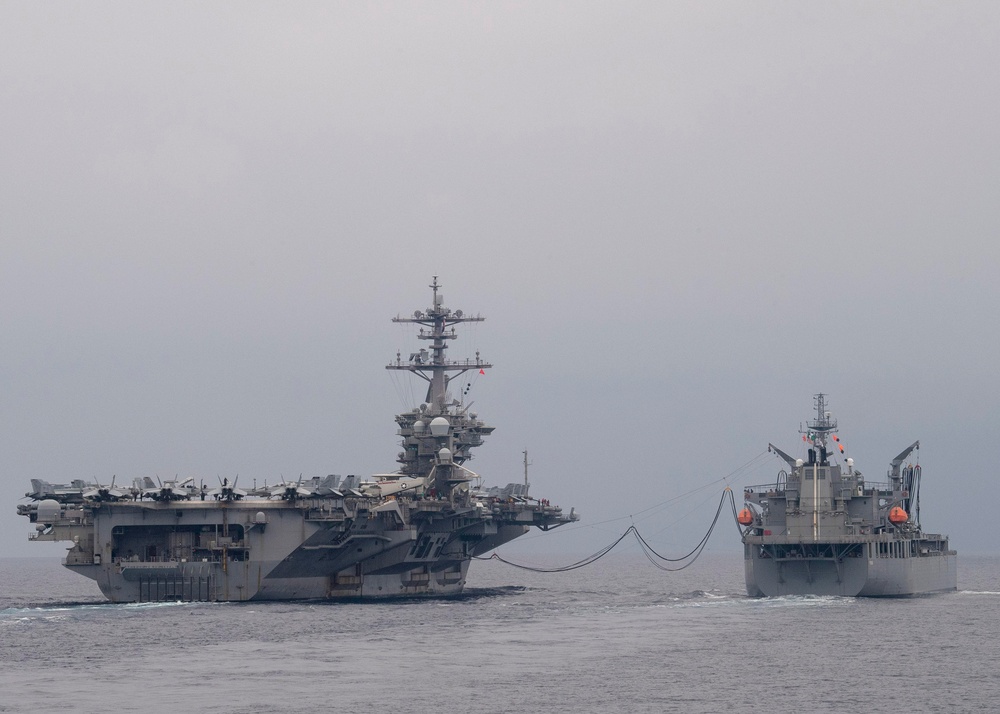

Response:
(888, 506), (908, 525)
(737, 508), (754, 526)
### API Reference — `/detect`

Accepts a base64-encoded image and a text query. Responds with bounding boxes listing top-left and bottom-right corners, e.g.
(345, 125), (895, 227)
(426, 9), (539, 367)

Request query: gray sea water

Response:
(2, 553), (998, 714)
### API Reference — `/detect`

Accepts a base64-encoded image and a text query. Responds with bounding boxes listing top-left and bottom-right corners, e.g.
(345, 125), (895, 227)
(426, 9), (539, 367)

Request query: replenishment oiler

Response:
(739, 394), (956, 597)
(17, 278), (577, 602)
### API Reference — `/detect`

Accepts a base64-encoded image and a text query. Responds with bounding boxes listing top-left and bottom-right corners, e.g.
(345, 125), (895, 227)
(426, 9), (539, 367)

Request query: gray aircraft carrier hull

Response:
(45, 499), (538, 602)
(68, 559), (472, 602)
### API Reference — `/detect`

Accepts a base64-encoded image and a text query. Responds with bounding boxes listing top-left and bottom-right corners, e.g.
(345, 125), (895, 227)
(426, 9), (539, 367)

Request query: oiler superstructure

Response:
(17, 279), (576, 602)
(740, 395), (956, 597)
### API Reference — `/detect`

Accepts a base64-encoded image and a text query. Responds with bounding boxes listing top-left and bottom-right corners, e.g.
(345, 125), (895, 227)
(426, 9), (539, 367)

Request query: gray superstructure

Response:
(17, 279), (577, 602)
(740, 394), (956, 597)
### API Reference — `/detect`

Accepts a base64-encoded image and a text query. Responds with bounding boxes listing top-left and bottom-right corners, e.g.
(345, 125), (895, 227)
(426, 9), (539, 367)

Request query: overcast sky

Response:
(3, 2), (998, 562)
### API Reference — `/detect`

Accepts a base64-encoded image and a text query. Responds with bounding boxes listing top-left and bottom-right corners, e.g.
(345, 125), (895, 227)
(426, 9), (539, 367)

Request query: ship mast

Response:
(386, 276), (491, 413)
(799, 393), (838, 541)
(801, 393), (838, 457)
(387, 278), (496, 490)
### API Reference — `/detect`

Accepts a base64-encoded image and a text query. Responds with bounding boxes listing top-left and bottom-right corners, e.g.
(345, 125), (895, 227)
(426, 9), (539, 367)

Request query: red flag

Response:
(479, 369), (485, 375)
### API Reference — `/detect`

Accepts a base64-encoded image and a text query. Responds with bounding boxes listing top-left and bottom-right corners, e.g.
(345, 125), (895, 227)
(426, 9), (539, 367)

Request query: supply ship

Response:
(17, 278), (577, 602)
(739, 395), (956, 597)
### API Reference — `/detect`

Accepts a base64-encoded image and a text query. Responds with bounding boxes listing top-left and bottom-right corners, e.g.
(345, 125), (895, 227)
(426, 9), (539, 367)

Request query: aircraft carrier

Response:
(17, 278), (577, 602)
(739, 394), (956, 597)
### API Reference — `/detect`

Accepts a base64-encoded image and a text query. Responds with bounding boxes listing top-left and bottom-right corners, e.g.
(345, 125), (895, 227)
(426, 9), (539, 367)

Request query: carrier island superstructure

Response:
(739, 395), (956, 597)
(17, 279), (577, 602)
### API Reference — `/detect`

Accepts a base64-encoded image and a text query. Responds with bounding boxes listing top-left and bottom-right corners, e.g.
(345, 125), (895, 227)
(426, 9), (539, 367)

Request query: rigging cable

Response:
(632, 489), (735, 572)
(475, 527), (636, 573)
(475, 488), (742, 573)
(503, 449), (770, 545)
(729, 483), (744, 535)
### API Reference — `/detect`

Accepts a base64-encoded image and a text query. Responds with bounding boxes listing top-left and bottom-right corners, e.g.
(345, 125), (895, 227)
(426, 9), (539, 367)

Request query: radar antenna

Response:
(801, 393), (838, 450)
(386, 276), (491, 412)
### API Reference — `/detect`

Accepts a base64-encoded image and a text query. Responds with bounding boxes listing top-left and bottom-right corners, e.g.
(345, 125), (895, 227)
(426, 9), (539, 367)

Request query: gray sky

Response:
(3, 2), (998, 560)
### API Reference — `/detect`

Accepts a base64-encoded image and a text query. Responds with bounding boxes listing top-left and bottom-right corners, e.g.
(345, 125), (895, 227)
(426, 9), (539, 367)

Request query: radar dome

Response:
(413, 420), (426, 434)
(429, 417), (450, 437)
(36, 499), (61, 523)
(438, 447), (453, 463)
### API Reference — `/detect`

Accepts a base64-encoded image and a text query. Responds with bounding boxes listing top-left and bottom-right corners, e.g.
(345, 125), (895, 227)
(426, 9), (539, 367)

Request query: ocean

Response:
(2, 553), (998, 714)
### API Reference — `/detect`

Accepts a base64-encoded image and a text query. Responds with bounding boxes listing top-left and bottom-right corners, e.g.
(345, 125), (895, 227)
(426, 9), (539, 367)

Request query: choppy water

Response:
(2, 553), (998, 713)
